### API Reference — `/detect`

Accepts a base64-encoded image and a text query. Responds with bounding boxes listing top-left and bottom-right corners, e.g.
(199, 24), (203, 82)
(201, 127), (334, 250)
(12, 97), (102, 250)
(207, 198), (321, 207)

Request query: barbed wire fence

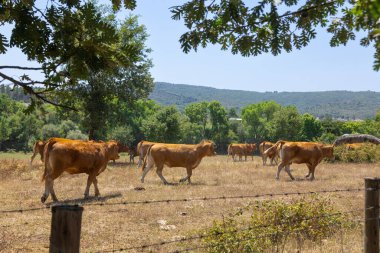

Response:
(1, 180), (379, 253)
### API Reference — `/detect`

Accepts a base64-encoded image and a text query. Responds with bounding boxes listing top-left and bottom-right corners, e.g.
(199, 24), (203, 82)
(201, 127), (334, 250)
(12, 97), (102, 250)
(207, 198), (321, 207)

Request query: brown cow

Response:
(136, 140), (157, 167)
(111, 141), (129, 163)
(345, 143), (364, 150)
(141, 140), (216, 185)
(128, 146), (138, 164)
(40, 138), (119, 203)
(228, 143), (256, 161)
(30, 140), (46, 166)
(259, 141), (278, 166)
(266, 141), (334, 181)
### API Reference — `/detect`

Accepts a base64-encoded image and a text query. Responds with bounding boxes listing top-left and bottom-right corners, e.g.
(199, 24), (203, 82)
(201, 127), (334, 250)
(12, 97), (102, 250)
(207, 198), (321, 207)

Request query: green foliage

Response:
(141, 106), (182, 143)
(107, 125), (134, 145)
(301, 113), (323, 141)
(184, 101), (209, 139)
(332, 143), (380, 163)
(268, 106), (303, 141)
(375, 109), (380, 122)
(208, 101), (229, 144)
(200, 197), (354, 253)
(170, 0), (380, 71)
(57, 14), (153, 140)
(66, 130), (88, 140)
(242, 101), (281, 142)
(0, 1), (140, 106)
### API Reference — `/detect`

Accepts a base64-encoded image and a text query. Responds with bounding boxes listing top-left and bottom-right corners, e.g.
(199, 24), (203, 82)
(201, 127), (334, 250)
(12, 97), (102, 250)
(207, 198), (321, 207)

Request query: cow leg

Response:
(84, 174), (96, 198)
(30, 153), (37, 167)
(309, 166), (316, 181)
(305, 164), (312, 178)
(137, 157), (143, 167)
(276, 162), (285, 180)
(156, 165), (170, 185)
(284, 165), (295, 180)
(179, 167), (193, 184)
(141, 163), (154, 183)
(41, 177), (58, 203)
(93, 177), (100, 196)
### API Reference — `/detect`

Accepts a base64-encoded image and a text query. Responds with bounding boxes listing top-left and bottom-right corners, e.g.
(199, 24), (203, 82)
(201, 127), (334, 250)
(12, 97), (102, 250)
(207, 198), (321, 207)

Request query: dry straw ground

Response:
(0, 153), (379, 253)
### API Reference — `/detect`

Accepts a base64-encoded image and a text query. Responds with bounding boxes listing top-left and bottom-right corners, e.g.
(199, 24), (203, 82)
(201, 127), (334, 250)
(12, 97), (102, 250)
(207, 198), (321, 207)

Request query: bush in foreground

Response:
(199, 196), (354, 253)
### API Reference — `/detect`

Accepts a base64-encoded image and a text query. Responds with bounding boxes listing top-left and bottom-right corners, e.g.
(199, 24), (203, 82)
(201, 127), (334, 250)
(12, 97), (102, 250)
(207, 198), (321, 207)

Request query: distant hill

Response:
(149, 82), (380, 119)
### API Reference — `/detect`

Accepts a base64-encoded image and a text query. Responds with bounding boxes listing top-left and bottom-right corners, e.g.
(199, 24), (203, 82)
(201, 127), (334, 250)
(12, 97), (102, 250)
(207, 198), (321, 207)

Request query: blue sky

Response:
(1, 0), (379, 92)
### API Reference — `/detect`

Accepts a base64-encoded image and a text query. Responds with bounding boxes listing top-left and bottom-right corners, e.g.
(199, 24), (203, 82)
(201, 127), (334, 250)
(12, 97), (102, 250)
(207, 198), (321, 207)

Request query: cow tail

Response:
(227, 144), (232, 161)
(142, 145), (152, 171)
(41, 139), (54, 182)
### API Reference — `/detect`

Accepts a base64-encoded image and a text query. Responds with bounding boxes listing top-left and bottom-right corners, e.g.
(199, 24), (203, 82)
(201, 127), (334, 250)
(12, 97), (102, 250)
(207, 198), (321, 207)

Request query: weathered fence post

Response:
(364, 177), (380, 253)
(50, 205), (84, 253)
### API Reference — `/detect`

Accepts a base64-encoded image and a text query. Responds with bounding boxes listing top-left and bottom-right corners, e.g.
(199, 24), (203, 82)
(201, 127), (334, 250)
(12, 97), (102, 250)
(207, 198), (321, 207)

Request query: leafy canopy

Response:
(0, 0), (139, 108)
(171, 0), (380, 70)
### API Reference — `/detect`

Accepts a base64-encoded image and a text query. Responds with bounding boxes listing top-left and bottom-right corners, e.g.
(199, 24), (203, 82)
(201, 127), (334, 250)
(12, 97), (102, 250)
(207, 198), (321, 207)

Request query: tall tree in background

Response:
(57, 15), (153, 140)
(184, 101), (209, 139)
(241, 101), (281, 141)
(141, 106), (181, 143)
(0, 1), (141, 108)
(301, 113), (323, 141)
(268, 106), (303, 141)
(208, 101), (229, 146)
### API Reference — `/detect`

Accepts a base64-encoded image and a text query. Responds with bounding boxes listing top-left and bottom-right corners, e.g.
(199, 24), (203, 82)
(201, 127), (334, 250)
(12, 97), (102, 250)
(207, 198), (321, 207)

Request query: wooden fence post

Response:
(364, 177), (380, 253)
(50, 205), (84, 253)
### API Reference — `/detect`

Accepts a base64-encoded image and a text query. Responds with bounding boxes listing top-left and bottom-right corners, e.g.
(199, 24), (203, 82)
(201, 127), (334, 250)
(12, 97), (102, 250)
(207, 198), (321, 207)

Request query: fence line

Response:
(0, 187), (364, 214)
(98, 207), (372, 253)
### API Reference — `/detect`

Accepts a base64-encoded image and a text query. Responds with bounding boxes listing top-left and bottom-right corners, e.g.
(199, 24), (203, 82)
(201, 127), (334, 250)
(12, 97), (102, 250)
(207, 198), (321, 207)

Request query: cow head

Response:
(106, 141), (120, 161)
(116, 142), (129, 153)
(199, 140), (217, 156)
(321, 145), (334, 159)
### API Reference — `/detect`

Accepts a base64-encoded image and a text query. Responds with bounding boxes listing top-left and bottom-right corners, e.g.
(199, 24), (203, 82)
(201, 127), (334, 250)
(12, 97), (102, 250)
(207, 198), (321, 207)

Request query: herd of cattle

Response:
(27, 138), (343, 203)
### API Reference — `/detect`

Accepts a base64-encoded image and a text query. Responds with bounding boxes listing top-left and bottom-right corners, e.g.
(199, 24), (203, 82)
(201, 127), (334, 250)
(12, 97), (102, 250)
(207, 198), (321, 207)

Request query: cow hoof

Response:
(41, 195), (47, 203)
(84, 194), (89, 199)
(140, 179), (144, 183)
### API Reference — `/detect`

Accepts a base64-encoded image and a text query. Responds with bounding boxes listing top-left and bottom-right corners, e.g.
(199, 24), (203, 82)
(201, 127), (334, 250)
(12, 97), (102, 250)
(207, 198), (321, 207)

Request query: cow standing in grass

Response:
(259, 141), (278, 166)
(41, 138), (119, 203)
(141, 140), (216, 185)
(265, 141), (334, 181)
(228, 143), (256, 161)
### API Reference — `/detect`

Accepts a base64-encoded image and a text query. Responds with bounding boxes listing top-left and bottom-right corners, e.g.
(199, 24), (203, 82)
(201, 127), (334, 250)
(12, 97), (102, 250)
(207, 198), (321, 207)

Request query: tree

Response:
(184, 101), (209, 138)
(268, 106), (303, 141)
(141, 106), (182, 143)
(171, 0), (380, 70)
(301, 113), (323, 141)
(57, 14), (153, 140)
(241, 101), (281, 142)
(208, 101), (229, 147)
(0, 1), (141, 108)
(375, 109), (380, 122)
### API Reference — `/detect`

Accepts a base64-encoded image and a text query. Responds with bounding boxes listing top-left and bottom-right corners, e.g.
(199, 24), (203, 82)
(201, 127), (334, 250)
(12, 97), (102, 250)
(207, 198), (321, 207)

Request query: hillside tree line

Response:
(1, 89), (379, 153)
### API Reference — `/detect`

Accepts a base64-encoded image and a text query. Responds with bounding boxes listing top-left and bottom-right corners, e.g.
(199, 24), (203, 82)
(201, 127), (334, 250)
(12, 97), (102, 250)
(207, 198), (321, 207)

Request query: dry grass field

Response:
(0, 153), (379, 253)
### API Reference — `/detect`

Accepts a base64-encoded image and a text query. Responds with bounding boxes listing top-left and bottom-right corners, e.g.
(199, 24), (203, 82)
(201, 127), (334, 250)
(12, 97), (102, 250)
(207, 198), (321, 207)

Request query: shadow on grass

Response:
(108, 162), (137, 168)
(47, 192), (123, 206)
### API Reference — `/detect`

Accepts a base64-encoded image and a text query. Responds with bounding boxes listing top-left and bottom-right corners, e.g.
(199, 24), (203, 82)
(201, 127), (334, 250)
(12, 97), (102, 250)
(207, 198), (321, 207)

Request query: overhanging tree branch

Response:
(0, 66), (44, 70)
(0, 71), (77, 111)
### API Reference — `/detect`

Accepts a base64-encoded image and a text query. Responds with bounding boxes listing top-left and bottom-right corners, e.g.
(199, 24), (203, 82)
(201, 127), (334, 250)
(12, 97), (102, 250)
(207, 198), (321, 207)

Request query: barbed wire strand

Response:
(0, 187), (366, 214)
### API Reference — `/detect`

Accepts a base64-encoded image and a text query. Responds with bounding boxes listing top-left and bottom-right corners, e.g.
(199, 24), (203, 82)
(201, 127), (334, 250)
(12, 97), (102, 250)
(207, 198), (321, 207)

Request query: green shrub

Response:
(199, 196), (354, 253)
(332, 143), (380, 163)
